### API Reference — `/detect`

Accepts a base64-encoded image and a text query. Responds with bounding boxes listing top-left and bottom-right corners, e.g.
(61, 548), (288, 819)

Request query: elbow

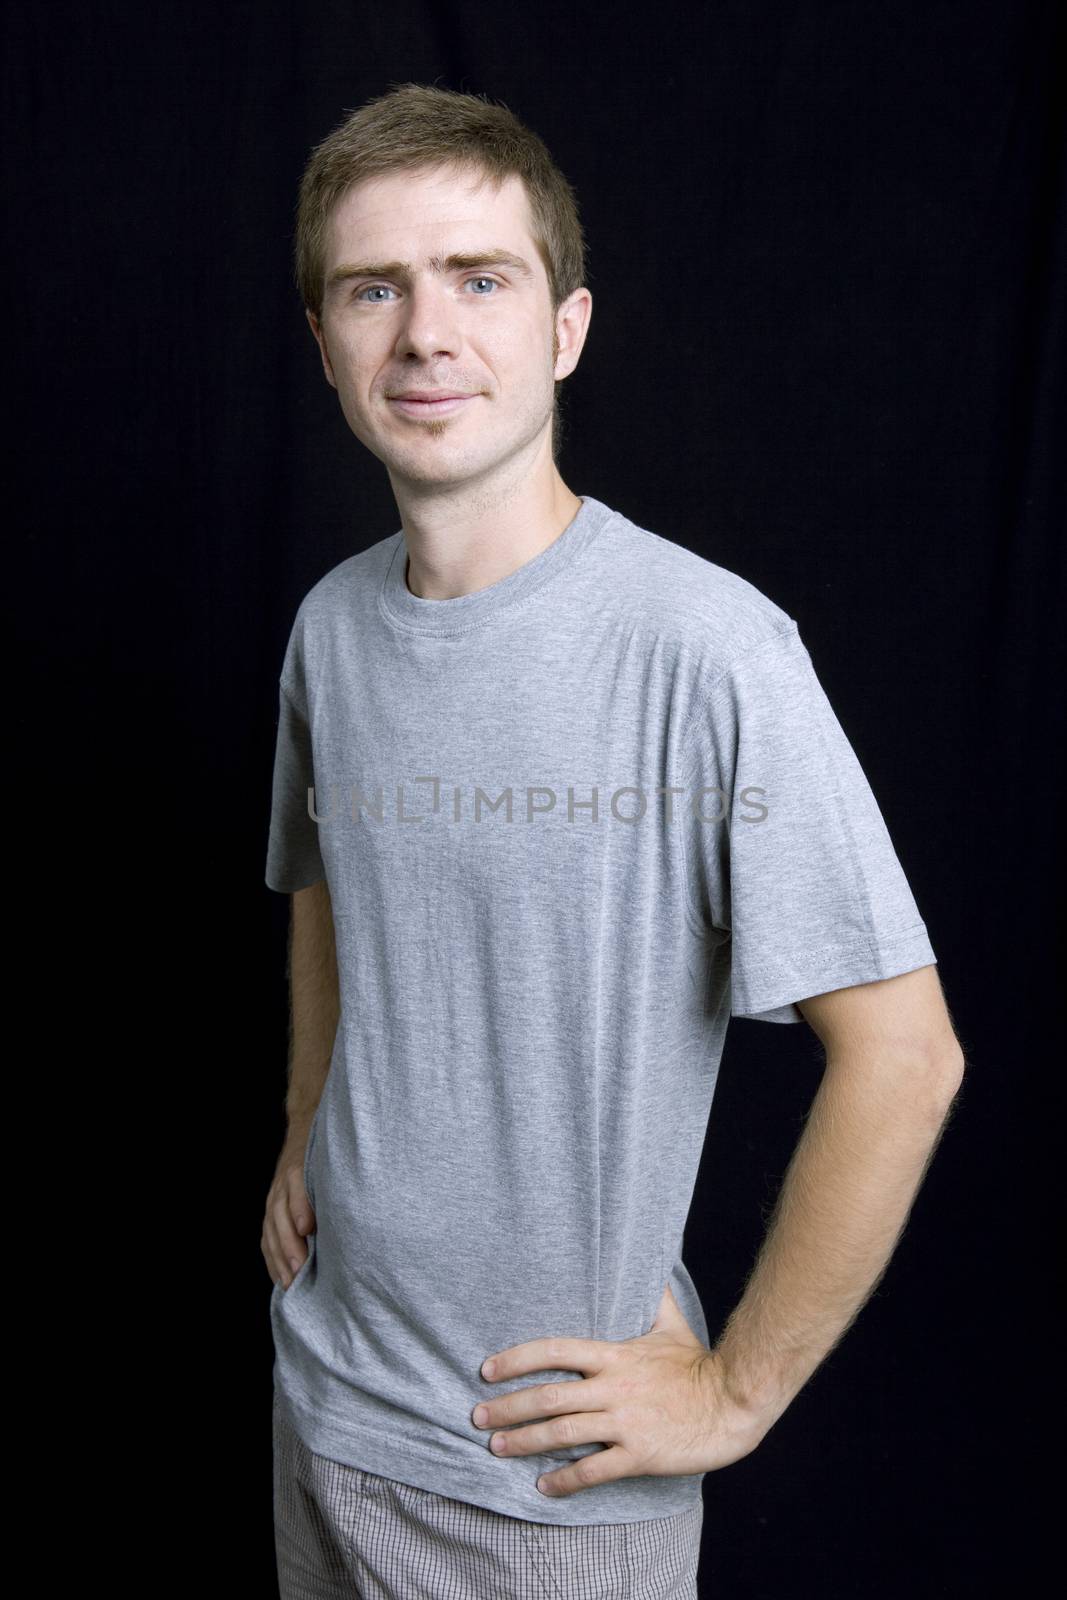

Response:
(925, 1039), (966, 1116)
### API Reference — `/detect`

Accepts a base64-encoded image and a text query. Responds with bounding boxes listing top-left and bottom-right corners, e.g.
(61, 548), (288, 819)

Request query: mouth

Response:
(387, 394), (478, 418)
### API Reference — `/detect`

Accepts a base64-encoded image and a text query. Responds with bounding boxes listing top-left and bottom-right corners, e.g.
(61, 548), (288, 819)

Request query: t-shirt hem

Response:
(731, 921), (937, 1021)
(274, 1379), (705, 1527)
(264, 869), (326, 894)
(265, 827), (326, 893)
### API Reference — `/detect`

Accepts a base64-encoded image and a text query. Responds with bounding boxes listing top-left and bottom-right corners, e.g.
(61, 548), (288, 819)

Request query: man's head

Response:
(294, 84), (591, 492)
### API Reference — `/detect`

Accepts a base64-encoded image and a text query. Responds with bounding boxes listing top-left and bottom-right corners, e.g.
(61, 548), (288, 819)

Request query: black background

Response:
(11, 2), (1063, 1595)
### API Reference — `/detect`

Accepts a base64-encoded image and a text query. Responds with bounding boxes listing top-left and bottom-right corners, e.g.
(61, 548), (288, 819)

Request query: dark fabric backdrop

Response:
(10, 2), (1063, 1594)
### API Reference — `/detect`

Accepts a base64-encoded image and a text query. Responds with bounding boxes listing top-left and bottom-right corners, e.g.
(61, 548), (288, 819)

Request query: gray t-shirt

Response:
(265, 492), (936, 1526)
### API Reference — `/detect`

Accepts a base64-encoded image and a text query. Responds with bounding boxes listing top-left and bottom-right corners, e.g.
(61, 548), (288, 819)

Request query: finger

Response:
(483, 1338), (615, 1382)
(276, 1211), (308, 1283)
(261, 1207), (297, 1288)
(268, 1192), (311, 1288)
(287, 1169), (316, 1237)
(535, 1445), (632, 1499)
(486, 1409), (618, 1461)
(474, 1377), (602, 1430)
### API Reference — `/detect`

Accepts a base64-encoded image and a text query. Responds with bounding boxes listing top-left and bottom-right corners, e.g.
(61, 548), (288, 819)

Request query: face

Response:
(306, 163), (590, 493)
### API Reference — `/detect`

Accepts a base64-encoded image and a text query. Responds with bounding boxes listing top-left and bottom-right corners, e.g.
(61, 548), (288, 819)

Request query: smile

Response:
(387, 395), (477, 418)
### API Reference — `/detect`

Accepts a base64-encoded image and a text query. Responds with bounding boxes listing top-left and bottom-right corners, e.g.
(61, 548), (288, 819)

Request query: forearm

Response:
(714, 1045), (963, 1426)
(284, 878), (340, 1143)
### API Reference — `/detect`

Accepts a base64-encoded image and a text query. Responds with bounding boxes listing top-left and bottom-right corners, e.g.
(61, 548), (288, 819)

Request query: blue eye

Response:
(354, 275), (501, 303)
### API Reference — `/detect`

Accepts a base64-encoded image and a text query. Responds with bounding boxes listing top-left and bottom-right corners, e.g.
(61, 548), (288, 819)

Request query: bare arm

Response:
(284, 878), (340, 1142)
(261, 878), (340, 1289)
(713, 964), (966, 1430)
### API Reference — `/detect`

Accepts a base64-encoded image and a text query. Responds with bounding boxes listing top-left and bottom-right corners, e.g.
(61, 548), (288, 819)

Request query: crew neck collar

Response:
(377, 494), (615, 639)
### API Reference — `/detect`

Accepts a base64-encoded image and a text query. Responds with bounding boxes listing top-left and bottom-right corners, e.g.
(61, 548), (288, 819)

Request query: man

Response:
(262, 83), (965, 1599)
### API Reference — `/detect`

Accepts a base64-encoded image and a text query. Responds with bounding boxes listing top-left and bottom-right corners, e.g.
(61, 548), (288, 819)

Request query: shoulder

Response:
(595, 501), (800, 678)
(291, 533), (395, 630)
(277, 534), (396, 704)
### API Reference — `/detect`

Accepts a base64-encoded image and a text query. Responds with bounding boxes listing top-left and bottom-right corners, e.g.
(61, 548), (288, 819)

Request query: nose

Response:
(393, 282), (462, 364)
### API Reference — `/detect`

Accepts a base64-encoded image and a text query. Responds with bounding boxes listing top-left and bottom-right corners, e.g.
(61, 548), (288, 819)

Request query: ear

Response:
(552, 286), (593, 381)
(305, 307), (338, 390)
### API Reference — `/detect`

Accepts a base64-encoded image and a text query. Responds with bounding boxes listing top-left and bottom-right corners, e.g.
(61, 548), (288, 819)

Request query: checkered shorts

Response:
(273, 1390), (704, 1598)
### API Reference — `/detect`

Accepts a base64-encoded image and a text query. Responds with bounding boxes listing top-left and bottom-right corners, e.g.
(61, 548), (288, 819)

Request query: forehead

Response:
(323, 164), (540, 274)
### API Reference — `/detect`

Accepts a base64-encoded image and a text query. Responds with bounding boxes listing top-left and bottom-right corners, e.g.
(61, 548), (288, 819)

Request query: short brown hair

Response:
(293, 83), (588, 458)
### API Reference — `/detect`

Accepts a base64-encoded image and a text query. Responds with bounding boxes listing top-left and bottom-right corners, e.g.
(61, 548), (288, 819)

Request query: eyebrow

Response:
(325, 249), (537, 296)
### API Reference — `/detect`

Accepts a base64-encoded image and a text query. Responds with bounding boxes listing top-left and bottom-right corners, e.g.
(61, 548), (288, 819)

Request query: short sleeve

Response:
(264, 627), (326, 894)
(679, 622), (937, 1023)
